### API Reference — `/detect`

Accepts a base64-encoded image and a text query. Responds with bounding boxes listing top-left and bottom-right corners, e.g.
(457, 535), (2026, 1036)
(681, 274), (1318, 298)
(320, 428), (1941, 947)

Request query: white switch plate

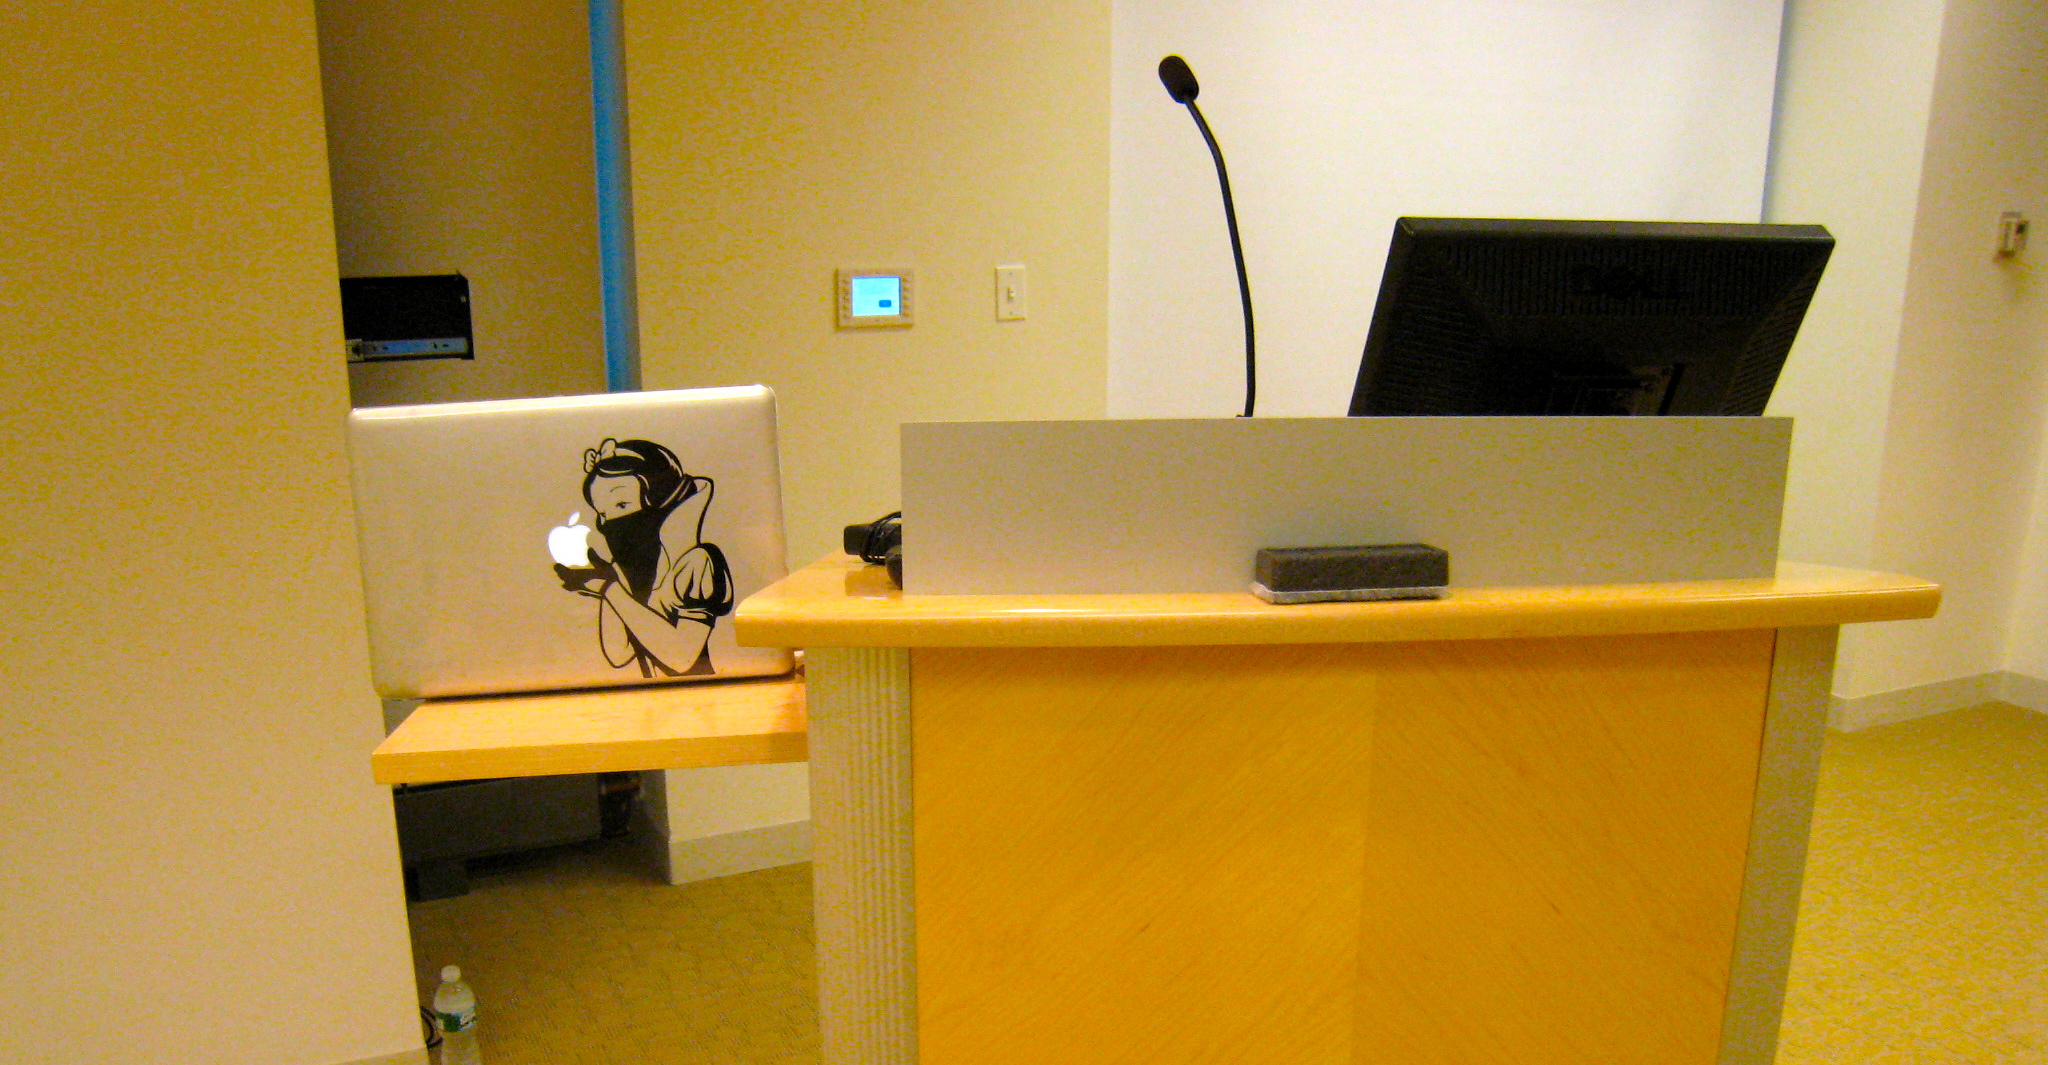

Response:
(995, 264), (1027, 320)
(1999, 212), (2029, 256)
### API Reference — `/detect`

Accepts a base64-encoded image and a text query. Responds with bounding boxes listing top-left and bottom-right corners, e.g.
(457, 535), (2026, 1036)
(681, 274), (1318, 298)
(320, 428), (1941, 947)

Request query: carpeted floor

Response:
(407, 844), (816, 1065)
(408, 701), (2048, 1063)
(1774, 701), (2048, 1064)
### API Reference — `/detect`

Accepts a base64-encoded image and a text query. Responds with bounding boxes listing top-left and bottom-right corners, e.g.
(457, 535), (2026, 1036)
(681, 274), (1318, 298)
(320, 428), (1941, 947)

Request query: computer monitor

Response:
(1346, 218), (1833, 416)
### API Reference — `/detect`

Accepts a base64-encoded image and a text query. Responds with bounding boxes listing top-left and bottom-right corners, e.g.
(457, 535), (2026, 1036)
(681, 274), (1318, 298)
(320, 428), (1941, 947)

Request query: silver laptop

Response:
(347, 386), (792, 699)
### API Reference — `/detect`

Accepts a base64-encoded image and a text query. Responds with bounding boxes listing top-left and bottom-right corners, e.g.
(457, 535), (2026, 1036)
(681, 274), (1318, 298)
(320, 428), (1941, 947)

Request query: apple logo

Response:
(547, 511), (595, 567)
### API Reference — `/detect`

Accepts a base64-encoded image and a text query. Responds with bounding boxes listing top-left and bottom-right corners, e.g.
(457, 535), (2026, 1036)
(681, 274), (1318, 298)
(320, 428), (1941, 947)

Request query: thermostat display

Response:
(850, 276), (902, 316)
(837, 268), (914, 328)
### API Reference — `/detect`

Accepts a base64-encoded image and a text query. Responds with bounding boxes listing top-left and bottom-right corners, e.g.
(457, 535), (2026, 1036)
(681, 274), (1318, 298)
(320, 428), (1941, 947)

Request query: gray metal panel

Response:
(901, 416), (1789, 594)
(1717, 626), (1837, 1065)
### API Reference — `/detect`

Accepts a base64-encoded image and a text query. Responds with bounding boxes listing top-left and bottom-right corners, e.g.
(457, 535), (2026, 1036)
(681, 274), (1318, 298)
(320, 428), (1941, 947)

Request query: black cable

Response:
(857, 512), (901, 564)
(1182, 100), (1255, 418)
(420, 1006), (443, 1049)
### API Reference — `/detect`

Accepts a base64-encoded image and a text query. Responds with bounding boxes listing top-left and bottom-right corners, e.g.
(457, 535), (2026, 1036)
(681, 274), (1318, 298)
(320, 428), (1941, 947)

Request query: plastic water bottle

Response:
(432, 965), (482, 1065)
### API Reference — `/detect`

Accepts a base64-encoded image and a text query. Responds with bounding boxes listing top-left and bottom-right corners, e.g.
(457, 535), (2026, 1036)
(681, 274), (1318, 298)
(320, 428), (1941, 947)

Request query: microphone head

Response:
(1158, 55), (1200, 104)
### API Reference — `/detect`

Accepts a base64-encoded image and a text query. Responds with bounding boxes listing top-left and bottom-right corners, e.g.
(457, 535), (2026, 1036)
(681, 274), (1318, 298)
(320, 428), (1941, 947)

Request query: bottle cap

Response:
(441, 965), (461, 983)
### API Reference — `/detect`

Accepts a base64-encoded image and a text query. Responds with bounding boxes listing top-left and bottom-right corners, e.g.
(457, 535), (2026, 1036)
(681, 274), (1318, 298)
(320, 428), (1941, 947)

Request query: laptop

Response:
(347, 386), (792, 699)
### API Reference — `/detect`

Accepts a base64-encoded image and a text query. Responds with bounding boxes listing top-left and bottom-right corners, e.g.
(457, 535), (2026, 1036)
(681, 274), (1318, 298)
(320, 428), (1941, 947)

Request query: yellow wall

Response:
(0, 1), (420, 1062)
(320, 0), (606, 407)
(625, 0), (1112, 565)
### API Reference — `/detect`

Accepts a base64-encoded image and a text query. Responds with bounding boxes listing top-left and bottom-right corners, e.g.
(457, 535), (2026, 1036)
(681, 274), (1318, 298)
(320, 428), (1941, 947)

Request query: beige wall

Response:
(1764, 0), (1946, 577)
(622, 0), (1110, 848)
(1857, 0), (2048, 692)
(625, 0), (1112, 566)
(1765, 0), (1949, 698)
(320, 0), (606, 407)
(1936, 0), (2048, 684)
(1771, 0), (2048, 702)
(0, 1), (420, 1063)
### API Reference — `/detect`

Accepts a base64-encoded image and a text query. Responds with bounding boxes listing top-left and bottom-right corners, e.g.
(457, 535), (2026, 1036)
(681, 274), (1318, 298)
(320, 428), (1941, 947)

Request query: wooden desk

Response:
(734, 556), (1938, 1065)
(371, 675), (806, 785)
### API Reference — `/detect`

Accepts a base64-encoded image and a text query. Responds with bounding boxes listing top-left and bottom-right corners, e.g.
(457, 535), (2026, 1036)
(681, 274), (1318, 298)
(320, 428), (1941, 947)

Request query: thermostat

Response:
(837, 268), (914, 328)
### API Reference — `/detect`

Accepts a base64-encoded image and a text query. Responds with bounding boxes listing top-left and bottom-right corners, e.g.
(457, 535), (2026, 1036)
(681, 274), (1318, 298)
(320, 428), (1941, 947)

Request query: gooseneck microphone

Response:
(1158, 54), (1255, 417)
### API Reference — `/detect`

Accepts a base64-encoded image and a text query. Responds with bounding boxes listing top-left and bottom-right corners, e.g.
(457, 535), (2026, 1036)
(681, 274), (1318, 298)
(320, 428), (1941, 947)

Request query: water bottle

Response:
(432, 965), (482, 1065)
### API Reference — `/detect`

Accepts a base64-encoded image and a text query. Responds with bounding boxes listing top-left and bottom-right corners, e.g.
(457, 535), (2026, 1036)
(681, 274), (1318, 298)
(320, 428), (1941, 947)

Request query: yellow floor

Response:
(408, 702), (2048, 1064)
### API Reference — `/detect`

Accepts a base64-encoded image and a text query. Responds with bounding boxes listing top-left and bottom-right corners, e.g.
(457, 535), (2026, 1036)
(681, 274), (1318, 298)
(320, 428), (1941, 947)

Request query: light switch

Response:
(995, 264), (1027, 320)
(1999, 212), (2029, 257)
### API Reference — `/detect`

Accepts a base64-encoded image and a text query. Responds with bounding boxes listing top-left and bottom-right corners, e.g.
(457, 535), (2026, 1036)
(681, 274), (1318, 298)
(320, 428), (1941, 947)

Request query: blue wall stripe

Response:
(590, 0), (640, 392)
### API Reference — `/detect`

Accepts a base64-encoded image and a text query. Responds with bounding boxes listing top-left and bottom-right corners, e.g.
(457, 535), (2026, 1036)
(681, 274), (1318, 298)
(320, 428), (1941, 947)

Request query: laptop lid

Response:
(348, 386), (791, 699)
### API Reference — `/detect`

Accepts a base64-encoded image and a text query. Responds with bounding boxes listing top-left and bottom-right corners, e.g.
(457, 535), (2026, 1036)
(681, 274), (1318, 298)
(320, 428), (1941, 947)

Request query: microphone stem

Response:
(1185, 100), (1255, 417)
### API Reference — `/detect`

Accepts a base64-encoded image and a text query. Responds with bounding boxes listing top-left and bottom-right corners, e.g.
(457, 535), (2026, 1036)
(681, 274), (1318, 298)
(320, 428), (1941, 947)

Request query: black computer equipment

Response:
(1346, 218), (1833, 417)
(340, 273), (473, 362)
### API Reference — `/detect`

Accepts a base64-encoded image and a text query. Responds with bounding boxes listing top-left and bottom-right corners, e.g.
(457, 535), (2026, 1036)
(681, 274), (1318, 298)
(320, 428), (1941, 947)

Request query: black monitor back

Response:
(1346, 218), (1833, 417)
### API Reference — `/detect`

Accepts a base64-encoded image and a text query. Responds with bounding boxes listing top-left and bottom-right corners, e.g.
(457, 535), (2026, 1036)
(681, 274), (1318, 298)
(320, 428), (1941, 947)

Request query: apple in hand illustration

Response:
(548, 511), (595, 566)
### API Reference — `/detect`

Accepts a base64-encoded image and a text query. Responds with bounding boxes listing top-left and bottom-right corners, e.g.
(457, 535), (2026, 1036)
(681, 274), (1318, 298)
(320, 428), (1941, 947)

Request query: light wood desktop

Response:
(735, 555), (1939, 1065)
(371, 674), (806, 785)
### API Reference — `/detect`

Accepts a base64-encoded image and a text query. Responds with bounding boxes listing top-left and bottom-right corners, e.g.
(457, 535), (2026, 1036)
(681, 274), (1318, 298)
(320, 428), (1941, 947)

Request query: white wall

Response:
(1768, 0), (2048, 702)
(1112, 0), (2048, 712)
(0, 1), (421, 1062)
(1762, 0), (1945, 580)
(655, 763), (813, 839)
(1887, 0), (2048, 689)
(637, 763), (814, 885)
(1110, 0), (1785, 417)
(2007, 372), (2048, 677)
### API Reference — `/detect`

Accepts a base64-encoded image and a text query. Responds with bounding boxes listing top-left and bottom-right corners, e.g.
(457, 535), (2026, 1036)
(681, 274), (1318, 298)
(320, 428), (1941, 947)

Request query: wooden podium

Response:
(735, 556), (1938, 1065)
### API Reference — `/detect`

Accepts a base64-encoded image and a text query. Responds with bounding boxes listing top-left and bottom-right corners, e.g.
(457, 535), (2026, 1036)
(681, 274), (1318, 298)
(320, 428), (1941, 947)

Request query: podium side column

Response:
(806, 647), (916, 1065)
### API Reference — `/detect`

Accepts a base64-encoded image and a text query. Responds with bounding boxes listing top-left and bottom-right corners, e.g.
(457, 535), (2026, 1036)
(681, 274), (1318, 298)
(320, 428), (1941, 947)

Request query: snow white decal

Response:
(548, 438), (734, 677)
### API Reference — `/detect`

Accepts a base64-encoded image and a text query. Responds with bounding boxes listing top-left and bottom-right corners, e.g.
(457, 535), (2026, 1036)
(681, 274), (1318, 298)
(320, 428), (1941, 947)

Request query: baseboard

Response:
(1995, 671), (2048, 713)
(665, 819), (812, 885)
(339, 1049), (429, 1065)
(1831, 670), (2048, 731)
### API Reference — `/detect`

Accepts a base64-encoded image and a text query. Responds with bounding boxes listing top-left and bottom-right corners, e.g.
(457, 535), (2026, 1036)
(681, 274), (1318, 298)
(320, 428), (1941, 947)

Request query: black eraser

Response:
(1251, 543), (1450, 604)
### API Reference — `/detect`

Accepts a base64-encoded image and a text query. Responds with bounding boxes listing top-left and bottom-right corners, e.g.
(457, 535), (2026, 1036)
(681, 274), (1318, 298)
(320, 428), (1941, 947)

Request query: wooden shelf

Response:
(734, 556), (1941, 649)
(372, 674), (806, 785)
